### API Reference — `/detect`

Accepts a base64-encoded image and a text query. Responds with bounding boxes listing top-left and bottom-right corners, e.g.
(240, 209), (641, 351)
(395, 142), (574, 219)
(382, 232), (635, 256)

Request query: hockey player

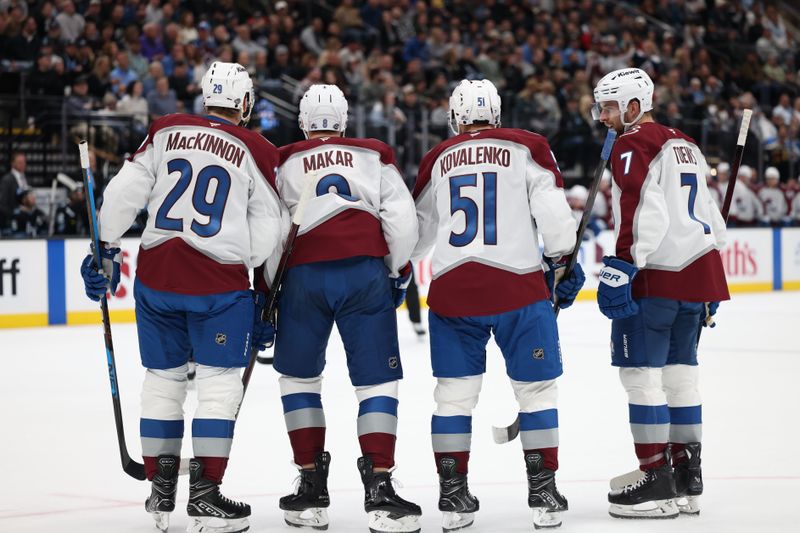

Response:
(758, 167), (791, 225)
(269, 84), (421, 533)
(412, 79), (585, 531)
(592, 68), (729, 519)
(80, 61), (284, 533)
(727, 165), (766, 226)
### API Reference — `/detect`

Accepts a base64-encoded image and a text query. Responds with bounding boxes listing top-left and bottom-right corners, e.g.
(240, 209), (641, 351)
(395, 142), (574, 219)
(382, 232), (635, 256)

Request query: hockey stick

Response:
(492, 129), (617, 445)
(700, 109), (752, 329)
(79, 141), (146, 481)
(242, 172), (315, 387)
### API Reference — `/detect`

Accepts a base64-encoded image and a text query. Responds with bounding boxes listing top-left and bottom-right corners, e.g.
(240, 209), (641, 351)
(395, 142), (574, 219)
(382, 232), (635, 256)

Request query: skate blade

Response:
(367, 510), (421, 533)
(186, 516), (250, 533)
(677, 496), (700, 515)
(150, 511), (170, 532)
(284, 508), (330, 530)
(442, 511), (475, 531)
(608, 499), (679, 519)
(532, 508), (562, 529)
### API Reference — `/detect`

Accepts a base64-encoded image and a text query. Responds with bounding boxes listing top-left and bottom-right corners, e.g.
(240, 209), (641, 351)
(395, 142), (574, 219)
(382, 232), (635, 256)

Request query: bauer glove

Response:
(597, 256), (639, 319)
(544, 257), (586, 309)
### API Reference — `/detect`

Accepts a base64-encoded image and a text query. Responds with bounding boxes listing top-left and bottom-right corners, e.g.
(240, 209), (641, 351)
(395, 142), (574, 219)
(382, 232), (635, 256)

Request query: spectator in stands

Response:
(142, 61), (164, 96)
(772, 93), (793, 126)
(139, 22), (165, 61)
(7, 15), (40, 62)
(87, 54), (112, 100)
(54, 181), (88, 235)
(146, 76), (177, 120)
(9, 188), (47, 238)
(55, 1), (84, 43)
(118, 80), (149, 133)
(27, 53), (64, 97)
(301, 17), (326, 56)
(0, 152), (28, 227)
(110, 50), (139, 96)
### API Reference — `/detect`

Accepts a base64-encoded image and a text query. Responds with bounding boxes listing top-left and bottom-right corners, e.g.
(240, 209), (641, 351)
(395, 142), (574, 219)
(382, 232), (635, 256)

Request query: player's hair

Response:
(205, 105), (241, 122)
(10, 150), (25, 162)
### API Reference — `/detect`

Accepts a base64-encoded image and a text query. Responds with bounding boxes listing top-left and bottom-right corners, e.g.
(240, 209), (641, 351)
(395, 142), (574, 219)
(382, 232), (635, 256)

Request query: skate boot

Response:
(358, 456), (422, 533)
(526, 453), (568, 529)
(186, 459), (251, 533)
(438, 456), (479, 532)
(673, 442), (702, 515)
(279, 451), (331, 530)
(145, 455), (179, 532)
(608, 463), (678, 519)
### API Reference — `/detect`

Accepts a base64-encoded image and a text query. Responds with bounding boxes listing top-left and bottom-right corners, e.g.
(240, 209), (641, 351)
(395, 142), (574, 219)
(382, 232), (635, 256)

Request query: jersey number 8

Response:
(155, 158), (231, 237)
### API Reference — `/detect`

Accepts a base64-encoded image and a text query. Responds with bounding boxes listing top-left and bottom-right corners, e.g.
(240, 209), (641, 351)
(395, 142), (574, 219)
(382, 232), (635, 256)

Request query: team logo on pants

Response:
(388, 356), (398, 369)
(533, 348), (545, 360)
(215, 333), (227, 346)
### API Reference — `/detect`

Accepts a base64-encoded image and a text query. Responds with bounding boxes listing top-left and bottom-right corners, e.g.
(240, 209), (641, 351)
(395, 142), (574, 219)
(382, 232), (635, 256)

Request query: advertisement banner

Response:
(64, 238), (140, 324)
(781, 228), (800, 290)
(0, 240), (48, 327)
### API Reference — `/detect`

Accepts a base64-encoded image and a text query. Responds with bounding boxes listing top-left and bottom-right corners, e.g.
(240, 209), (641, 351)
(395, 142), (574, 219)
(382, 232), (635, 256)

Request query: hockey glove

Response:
(545, 257), (586, 309)
(390, 262), (413, 309)
(597, 256), (639, 319)
(80, 243), (121, 301)
(252, 291), (275, 352)
(701, 301), (719, 328)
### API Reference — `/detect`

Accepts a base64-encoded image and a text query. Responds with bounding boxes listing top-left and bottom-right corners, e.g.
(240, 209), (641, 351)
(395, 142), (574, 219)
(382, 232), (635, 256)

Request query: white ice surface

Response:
(1, 292), (798, 532)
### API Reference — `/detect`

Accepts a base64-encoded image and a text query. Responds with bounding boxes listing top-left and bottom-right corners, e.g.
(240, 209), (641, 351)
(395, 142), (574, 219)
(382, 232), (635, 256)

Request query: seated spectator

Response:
(87, 55), (112, 100)
(142, 61), (165, 96)
(54, 181), (88, 235)
(7, 16), (40, 62)
(55, 1), (84, 43)
(110, 50), (139, 96)
(9, 188), (47, 238)
(147, 76), (177, 121)
(118, 80), (149, 132)
(0, 152), (29, 228)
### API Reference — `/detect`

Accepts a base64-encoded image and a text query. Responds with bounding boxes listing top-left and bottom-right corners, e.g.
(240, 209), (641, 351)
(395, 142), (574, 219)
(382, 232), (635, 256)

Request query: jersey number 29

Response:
(449, 172), (497, 247)
(155, 158), (231, 237)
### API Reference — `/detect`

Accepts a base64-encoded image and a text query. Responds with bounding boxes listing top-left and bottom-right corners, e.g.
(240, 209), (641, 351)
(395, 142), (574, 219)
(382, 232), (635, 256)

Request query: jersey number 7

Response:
(449, 172), (497, 247)
(680, 172), (711, 234)
(155, 158), (231, 237)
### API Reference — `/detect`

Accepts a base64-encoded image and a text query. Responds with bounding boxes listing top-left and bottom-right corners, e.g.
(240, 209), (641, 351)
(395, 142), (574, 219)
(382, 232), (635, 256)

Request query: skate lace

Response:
(386, 466), (405, 491)
(624, 473), (650, 493)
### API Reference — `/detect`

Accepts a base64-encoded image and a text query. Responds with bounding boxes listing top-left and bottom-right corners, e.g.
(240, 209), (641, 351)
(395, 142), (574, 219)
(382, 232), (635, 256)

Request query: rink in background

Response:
(1, 292), (798, 533)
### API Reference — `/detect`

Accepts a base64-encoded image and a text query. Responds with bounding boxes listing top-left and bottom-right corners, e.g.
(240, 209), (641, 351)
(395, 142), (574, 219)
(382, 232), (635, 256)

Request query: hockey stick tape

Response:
(79, 140), (90, 169)
(601, 129), (617, 161)
(292, 172), (316, 226)
(737, 109), (752, 146)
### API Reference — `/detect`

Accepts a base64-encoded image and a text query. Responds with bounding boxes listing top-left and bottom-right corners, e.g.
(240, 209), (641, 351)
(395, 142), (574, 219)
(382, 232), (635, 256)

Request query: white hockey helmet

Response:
(201, 61), (254, 125)
(298, 84), (348, 137)
(449, 79), (501, 134)
(592, 68), (654, 127)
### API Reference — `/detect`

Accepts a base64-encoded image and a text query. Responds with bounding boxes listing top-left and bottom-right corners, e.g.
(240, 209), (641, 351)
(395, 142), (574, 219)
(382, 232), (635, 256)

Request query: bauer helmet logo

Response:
(388, 356), (398, 369)
(533, 348), (545, 360)
(215, 333), (227, 346)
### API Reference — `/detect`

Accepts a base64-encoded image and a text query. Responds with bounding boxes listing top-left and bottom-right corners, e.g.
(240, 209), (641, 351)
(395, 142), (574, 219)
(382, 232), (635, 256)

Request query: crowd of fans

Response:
(2, 0), (800, 236)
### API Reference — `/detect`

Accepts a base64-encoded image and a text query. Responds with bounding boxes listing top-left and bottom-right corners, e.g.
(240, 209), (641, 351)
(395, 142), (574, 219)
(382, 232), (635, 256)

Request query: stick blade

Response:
(492, 417), (520, 444)
(123, 458), (147, 481)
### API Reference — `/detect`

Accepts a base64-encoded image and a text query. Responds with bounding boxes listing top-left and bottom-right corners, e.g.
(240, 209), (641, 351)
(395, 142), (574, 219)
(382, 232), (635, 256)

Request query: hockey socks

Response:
(280, 376), (326, 466)
(432, 415), (472, 474)
(355, 381), (400, 469)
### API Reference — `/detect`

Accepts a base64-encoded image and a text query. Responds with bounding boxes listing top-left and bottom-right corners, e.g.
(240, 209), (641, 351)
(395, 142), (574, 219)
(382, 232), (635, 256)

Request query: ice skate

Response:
(673, 442), (702, 515)
(438, 456), (478, 532)
(145, 455), (179, 532)
(279, 451), (331, 530)
(608, 463), (679, 519)
(186, 459), (250, 533)
(358, 456), (421, 533)
(526, 452), (568, 529)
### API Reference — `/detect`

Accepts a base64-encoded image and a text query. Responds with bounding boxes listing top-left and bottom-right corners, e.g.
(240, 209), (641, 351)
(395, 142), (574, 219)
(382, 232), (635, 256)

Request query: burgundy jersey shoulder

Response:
(279, 137), (397, 166)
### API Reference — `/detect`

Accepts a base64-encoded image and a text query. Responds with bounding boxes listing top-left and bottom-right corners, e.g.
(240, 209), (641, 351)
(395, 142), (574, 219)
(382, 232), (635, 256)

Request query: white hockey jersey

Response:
(730, 180), (765, 223)
(412, 128), (576, 317)
(609, 122), (729, 301)
(99, 114), (285, 295)
(275, 137), (417, 277)
(758, 186), (789, 223)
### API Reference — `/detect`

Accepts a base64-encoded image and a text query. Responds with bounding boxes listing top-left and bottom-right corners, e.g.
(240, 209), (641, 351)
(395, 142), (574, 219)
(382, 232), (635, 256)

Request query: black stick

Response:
(492, 129), (617, 445)
(241, 172), (316, 397)
(720, 109), (753, 223)
(79, 141), (146, 481)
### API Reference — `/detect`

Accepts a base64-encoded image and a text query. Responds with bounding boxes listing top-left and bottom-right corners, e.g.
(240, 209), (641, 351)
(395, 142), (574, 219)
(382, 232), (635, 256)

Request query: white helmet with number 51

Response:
(592, 68), (654, 127)
(449, 79), (502, 135)
(201, 61), (255, 125)
(298, 84), (348, 138)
